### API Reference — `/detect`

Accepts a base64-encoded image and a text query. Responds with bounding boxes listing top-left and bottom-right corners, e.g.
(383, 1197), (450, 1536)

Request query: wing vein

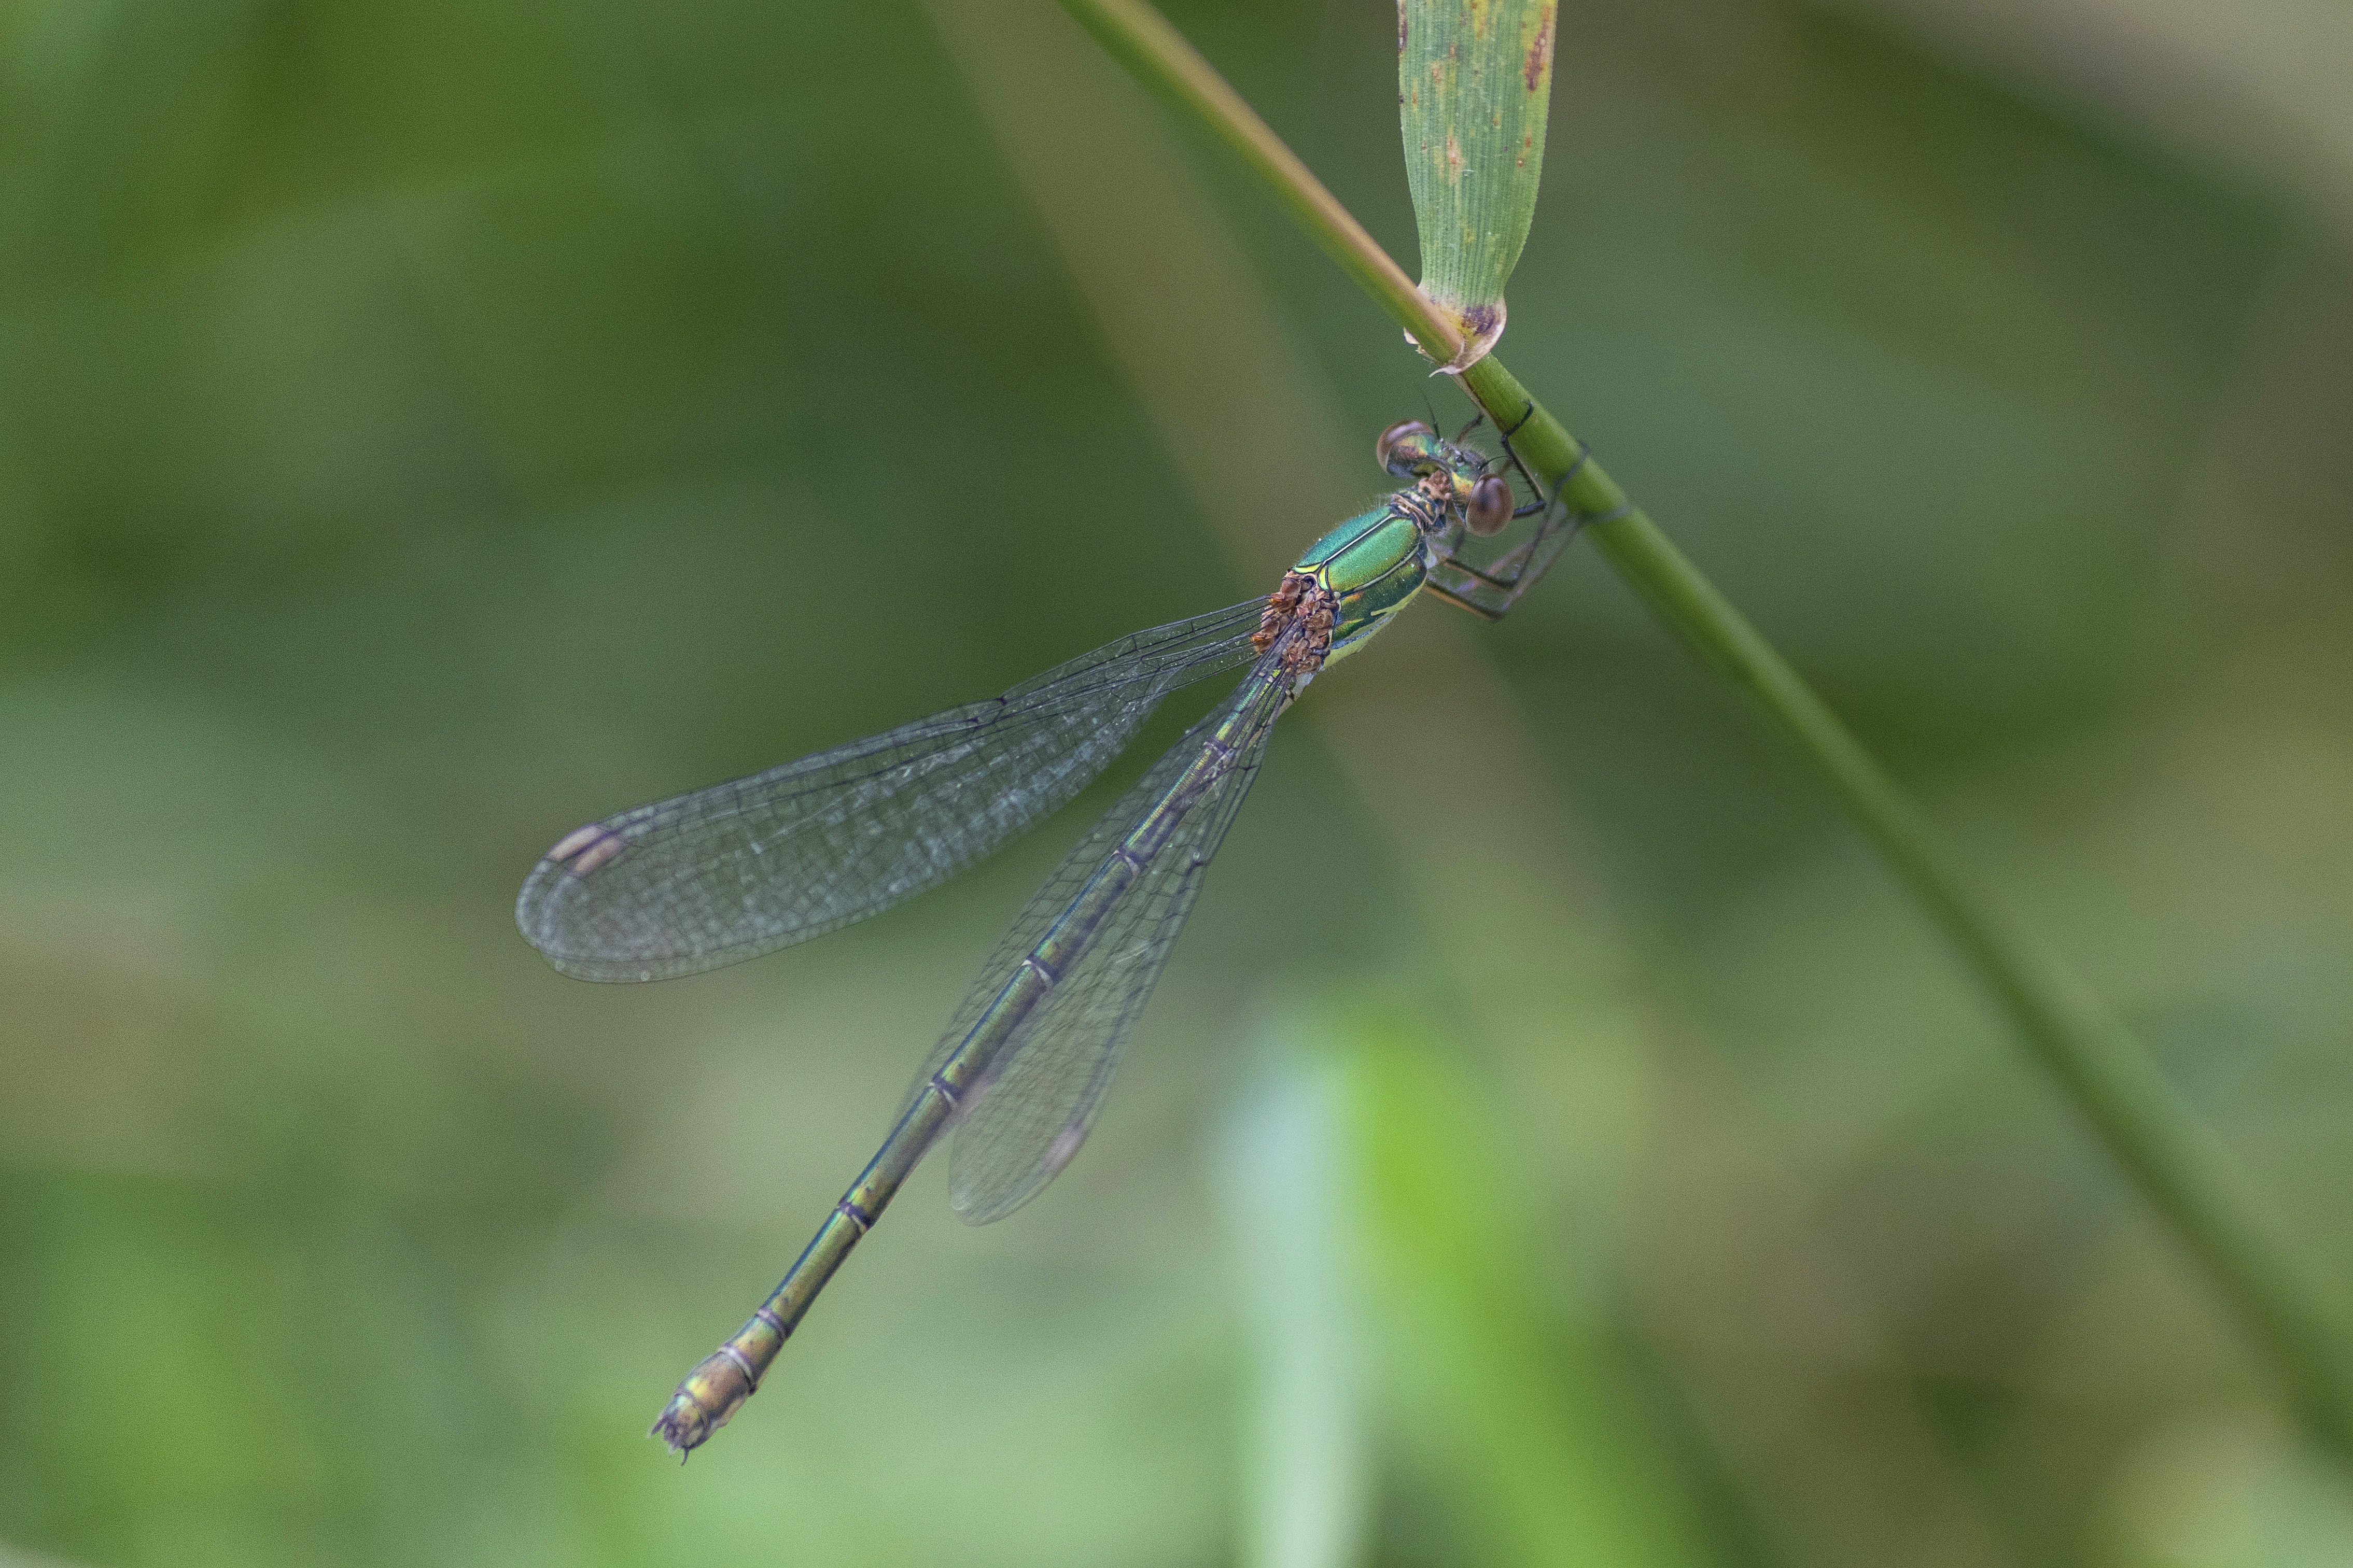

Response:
(887, 659), (1290, 1225)
(516, 600), (1262, 981)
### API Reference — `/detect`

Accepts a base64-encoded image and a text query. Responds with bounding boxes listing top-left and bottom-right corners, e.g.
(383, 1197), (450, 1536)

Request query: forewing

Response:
(937, 683), (1282, 1225)
(515, 601), (1260, 981)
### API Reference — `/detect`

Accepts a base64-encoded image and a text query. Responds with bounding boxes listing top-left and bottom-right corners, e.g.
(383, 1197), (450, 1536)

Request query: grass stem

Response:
(1052, 0), (2353, 1464)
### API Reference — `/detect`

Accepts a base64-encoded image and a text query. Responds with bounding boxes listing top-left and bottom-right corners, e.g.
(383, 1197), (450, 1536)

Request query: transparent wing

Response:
(903, 668), (1285, 1226)
(516, 601), (1263, 982)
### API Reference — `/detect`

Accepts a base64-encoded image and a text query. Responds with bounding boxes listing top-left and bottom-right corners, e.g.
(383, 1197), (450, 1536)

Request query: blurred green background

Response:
(5, 0), (2352, 1563)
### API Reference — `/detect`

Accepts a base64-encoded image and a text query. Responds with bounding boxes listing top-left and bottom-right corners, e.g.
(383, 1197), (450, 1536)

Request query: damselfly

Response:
(516, 416), (1603, 1453)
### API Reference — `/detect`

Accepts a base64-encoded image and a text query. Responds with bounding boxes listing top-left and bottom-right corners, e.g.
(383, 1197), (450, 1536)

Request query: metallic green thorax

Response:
(1289, 499), (1433, 662)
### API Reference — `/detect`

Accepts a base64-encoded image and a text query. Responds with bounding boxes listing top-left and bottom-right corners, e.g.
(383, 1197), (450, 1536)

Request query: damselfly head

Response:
(1384, 417), (1510, 541)
(1376, 419), (1443, 478)
(1464, 473), (1514, 536)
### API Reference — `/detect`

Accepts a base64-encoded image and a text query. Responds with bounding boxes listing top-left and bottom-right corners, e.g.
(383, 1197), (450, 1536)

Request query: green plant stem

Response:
(1052, 0), (2353, 1462)
(1055, 0), (1464, 364)
(1459, 380), (2353, 1473)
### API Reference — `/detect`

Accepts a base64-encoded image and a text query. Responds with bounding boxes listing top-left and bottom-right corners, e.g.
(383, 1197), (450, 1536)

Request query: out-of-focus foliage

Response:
(1223, 1006), (1712, 1568)
(2, 1), (2350, 1565)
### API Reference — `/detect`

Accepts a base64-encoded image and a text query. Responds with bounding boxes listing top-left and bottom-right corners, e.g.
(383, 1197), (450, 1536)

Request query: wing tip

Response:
(546, 822), (627, 876)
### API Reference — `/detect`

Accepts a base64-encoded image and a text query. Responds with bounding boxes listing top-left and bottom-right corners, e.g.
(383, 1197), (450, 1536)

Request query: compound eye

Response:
(1465, 474), (1513, 536)
(1376, 420), (1439, 477)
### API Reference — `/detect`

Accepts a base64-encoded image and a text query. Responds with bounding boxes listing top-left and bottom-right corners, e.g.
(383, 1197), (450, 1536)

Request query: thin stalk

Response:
(1054, 0), (1461, 363)
(1051, 0), (2353, 1463)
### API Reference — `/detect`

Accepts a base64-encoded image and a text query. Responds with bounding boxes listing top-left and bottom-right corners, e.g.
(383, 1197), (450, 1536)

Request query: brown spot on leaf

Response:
(1445, 133), (1463, 178)
(1525, 5), (1555, 91)
(1396, 3), (1406, 52)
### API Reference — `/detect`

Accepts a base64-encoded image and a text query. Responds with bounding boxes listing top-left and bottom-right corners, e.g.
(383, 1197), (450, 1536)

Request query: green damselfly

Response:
(516, 417), (1604, 1453)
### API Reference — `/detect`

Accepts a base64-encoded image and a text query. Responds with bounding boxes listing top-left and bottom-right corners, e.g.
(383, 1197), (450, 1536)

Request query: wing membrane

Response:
(516, 601), (1262, 981)
(896, 667), (1285, 1225)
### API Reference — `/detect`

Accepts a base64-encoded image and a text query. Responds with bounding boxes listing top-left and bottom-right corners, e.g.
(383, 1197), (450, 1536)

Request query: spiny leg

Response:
(1503, 438), (1592, 566)
(1496, 400), (1580, 520)
(1469, 426), (1587, 592)
(1424, 423), (1628, 621)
